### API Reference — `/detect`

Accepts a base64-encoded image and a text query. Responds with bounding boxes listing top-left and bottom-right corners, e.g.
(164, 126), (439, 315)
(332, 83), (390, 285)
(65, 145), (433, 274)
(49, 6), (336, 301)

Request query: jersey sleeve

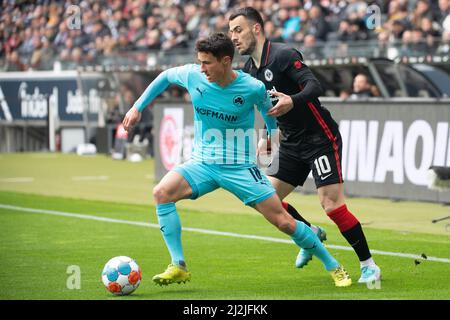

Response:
(133, 64), (194, 112)
(165, 64), (196, 88)
(278, 48), (324, 106)
(255, 82), (278, 136)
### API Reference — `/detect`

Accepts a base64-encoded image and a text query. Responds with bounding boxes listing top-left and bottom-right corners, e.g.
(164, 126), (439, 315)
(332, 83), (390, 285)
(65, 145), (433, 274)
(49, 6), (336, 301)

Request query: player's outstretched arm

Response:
(278, 48), (323, 107)
(133, 70), (172, 112)
(122, 106), (142, 132)
(122, 71), (171, 132)
(122, 65), (192, 132)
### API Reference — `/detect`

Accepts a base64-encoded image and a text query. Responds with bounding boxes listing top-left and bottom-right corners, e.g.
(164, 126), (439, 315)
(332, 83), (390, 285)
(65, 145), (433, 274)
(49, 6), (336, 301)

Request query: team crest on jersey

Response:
(233, 95), (245, 107)
(264, 69), (273, 82)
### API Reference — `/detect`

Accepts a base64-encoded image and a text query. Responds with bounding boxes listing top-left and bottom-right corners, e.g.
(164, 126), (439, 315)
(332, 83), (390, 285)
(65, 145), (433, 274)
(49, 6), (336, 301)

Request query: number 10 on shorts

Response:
(314, 155), (331, 177)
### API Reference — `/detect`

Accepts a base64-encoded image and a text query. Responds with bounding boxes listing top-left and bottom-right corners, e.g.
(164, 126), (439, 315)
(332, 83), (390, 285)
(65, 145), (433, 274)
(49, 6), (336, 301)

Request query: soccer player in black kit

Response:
(229, 7), (381, 284)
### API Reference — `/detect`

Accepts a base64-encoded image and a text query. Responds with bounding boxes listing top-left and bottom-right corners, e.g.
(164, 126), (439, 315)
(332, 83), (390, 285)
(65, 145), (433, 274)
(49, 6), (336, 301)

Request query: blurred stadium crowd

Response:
(1, 0), (450, 71)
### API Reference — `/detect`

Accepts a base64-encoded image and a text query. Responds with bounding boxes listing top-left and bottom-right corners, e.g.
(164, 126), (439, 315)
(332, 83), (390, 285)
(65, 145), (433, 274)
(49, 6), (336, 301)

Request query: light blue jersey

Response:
(134, 64), (277, 165)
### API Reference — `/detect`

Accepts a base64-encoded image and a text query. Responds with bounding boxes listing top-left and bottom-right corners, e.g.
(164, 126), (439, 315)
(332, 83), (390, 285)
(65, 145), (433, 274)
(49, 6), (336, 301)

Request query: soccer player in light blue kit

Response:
(122, 33), (351, 287)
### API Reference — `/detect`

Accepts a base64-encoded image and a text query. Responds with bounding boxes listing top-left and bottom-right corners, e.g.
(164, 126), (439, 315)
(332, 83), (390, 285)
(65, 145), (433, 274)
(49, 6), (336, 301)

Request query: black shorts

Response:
(266, 131), (344, 188)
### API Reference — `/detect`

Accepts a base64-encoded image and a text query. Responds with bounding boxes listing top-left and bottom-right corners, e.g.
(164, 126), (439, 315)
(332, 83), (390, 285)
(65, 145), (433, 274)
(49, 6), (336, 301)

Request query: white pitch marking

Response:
(0, 203), (449, 264)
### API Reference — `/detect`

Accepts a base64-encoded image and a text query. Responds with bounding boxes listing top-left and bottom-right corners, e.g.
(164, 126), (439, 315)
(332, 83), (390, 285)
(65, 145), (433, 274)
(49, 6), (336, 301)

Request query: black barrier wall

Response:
(153, 99), (450, 203)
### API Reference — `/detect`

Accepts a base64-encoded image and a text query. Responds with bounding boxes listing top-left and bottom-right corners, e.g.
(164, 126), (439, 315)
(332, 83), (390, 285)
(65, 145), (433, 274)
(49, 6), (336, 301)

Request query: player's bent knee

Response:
(319, 199), (330, 212)
(318, 184), (345, 212)
(322, 202), (342, 213)
(153, 184), (174, 204)
(320, 198), (342, 213)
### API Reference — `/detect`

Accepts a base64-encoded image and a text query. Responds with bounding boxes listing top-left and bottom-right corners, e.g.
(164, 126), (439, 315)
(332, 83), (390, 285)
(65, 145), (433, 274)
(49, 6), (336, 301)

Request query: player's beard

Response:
(239, 34), (257, 55)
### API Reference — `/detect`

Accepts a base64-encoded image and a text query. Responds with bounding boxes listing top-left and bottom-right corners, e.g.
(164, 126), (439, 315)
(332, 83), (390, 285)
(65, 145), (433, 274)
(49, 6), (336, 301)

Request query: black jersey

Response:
(243, 40), (339, 143)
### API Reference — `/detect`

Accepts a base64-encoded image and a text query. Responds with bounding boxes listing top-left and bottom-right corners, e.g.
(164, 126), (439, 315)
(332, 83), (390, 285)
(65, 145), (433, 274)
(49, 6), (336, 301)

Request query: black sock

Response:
(283, 202), (311, 227)
(341, 223), (372, 261)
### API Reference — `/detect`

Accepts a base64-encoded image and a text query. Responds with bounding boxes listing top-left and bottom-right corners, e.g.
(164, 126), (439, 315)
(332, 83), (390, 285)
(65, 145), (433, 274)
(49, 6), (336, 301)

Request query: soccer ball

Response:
(101, 256), (142, 295)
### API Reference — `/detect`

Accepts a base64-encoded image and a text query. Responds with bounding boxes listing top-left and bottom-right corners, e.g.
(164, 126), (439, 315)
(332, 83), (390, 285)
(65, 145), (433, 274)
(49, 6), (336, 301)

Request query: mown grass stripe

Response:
(1, 203), (449, 264)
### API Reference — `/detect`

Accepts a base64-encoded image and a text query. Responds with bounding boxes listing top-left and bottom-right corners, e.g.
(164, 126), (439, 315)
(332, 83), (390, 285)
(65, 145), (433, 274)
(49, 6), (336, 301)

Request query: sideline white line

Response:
(1, 203), (449, 264)
(71, 176), (109, 181)
(0, 177), (35, 183)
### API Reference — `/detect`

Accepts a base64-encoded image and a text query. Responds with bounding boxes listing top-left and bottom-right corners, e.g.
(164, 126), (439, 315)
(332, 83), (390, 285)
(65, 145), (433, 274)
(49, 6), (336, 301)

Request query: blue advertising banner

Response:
(0, 71), (106, 122)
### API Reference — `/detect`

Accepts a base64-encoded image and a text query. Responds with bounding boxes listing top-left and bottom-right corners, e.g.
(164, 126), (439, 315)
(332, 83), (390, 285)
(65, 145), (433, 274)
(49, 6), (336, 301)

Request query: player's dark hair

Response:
(229, 7), (265, 31)
(195, 32), (235, 61)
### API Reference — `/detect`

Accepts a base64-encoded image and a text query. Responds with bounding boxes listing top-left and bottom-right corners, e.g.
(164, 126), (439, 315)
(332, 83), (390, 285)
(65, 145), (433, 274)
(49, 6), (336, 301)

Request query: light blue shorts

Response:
(173, 161), (275, 206)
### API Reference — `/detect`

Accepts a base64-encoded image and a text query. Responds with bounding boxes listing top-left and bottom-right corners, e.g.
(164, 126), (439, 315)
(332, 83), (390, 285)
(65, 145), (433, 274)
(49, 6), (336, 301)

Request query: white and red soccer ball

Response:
(102, 256), (142, 295)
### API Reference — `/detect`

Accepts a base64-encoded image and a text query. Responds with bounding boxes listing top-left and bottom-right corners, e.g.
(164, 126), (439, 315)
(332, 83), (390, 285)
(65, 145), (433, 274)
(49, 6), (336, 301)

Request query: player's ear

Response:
(253, 23), (262, 35)
(222, 55), (232, 65)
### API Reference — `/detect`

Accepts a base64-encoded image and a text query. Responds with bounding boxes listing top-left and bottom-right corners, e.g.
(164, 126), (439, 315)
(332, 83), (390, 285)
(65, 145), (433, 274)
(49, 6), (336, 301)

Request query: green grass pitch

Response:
(0, 153), (449, 300)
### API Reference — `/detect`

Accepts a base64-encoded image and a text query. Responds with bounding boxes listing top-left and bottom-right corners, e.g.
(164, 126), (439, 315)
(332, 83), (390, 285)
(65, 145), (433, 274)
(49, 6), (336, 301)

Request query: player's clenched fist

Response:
(122, 106), (142, 132)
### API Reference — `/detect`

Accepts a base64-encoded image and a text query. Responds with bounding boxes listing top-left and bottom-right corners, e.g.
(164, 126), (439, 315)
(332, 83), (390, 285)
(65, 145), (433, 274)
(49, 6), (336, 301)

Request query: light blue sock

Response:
(291, 220), (339, 271)
(156, 203), (185, 267)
